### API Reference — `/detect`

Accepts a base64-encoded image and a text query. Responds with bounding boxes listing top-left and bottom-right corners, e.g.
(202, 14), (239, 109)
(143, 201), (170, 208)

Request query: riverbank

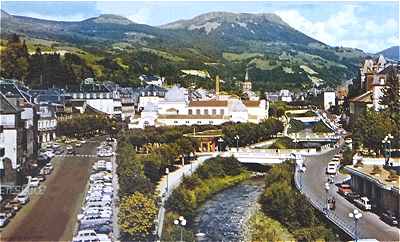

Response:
(162, 156), (251, 241)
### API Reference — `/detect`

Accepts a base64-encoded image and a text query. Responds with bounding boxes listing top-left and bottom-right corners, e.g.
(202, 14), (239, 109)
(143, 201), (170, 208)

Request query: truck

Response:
(354, 196), (372, 210)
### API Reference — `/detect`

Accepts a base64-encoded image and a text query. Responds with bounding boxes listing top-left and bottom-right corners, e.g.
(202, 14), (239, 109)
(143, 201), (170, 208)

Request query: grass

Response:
(248, 211), (294, 241)
(222, 52), (264, 61)
(141, 47), (185, 62)
(249, 58), (279, 70)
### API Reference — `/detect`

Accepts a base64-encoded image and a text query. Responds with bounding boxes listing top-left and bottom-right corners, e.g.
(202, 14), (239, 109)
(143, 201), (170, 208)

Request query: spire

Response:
(245, 68), (249, 81)
(215, 75), (220, 95)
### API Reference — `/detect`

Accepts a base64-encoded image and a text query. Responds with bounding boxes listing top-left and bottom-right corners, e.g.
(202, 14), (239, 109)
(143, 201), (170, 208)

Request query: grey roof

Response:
(165, 86), (186, 102)
(0, 79), (33, 103)
(0, 92), (19, 114)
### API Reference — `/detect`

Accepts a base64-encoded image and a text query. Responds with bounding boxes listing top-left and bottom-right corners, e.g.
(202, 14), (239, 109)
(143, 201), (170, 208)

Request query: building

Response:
(139, 74), (165, 87)
(66, 78), (122, 118)
(37, 103), (57, 145)
(351, 56), (399, 113)
(137, 84), (167, 110)
(0, 79), (39, 164)
(345, 164), (399, 216)
(323, 91), (336, 110)
(132, 85), (269, 129)
(0, 93), (24, 185)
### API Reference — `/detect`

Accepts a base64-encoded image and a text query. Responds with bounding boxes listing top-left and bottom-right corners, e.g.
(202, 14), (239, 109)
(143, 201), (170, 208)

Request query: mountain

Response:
(376, 46), (399, 61)
(0, 10), (367, 91)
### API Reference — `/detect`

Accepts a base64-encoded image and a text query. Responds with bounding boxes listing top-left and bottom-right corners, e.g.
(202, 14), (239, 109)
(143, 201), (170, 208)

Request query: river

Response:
(194, 178), (264, 242)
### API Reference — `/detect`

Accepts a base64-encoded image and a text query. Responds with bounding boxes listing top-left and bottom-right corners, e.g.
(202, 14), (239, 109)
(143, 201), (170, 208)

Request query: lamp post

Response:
(382, 133), (394, 166)
(165, 168), (169, 193)
(234, 135), (240, 152)
(325, 182), (330, 213)
(349, 209), (363, 242)
(217, 137), (224, 152)
(299, 165), (306, 192)
(174, 216), (187, 242)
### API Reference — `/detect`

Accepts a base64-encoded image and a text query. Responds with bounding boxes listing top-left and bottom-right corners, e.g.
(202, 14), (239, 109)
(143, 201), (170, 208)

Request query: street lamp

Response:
(349, 209), (362, 242)
(217, 137), (224, 152)
(234, 135), (240, 152)
(299, 165), (306, 192)
(324, 182), (330, 213)
(165, 168), (169, 193)
(382, 133), (394, 166)
(174, 216), (187, 242)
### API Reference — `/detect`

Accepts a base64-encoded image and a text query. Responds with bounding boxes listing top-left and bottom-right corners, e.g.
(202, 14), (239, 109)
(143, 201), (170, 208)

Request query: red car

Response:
(338, 184), (351, 196)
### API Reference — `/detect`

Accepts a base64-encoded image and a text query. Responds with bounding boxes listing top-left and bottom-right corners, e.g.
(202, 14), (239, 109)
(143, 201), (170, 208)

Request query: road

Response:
(301, 149), (400, 241)
(1, 136), (104, 241)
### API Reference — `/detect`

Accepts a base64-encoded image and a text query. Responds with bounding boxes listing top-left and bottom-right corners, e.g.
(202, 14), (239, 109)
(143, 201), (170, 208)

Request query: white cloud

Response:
(275, 6), (399, 52)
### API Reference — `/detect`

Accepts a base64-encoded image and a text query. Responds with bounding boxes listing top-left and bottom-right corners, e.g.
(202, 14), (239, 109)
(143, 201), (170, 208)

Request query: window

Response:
(197, 121), (202, 124)
(212, 109), (217, 115)
(204, 109), (209, 115)
(220, 109), (225, 115)
(188, 109), (192, 115)
(185, 121), (190, 124)
(209, 121), (214, 124)
(196, 109), (201, 115)
(174, 121), (178, 124)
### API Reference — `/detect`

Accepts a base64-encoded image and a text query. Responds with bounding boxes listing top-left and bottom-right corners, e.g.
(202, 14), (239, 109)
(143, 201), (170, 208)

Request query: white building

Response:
(323, 91), (336, 110)
(137, 84), (167, 110)
(0, 93), (24, 184)
(139, 74), (165, 87)
(131, 85), (269, 129)
(37, 104), (57, 144)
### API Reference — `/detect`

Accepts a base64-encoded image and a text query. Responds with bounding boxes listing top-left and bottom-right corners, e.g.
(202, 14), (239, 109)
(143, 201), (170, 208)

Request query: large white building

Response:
(131, 86), (269, 129)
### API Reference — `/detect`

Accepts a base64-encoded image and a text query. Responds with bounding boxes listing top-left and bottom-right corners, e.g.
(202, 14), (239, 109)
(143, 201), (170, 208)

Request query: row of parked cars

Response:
(73, 159), (114, 242)
(0, 162), (54, 228)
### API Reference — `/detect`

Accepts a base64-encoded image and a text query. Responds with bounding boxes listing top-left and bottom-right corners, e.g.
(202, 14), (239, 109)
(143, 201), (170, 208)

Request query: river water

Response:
(194, 178), (264, 242)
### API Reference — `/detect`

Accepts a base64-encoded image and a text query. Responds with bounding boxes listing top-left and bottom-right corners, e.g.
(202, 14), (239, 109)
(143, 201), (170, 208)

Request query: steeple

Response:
(245, 68), (249, 81)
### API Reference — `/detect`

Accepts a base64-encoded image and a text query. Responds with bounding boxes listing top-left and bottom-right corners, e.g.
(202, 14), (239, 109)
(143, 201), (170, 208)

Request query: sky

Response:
(1, 1), (399, 53)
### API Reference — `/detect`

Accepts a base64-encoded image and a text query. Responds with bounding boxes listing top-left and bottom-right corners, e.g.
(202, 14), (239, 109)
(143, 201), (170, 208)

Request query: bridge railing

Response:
(294, 167), (356, 239)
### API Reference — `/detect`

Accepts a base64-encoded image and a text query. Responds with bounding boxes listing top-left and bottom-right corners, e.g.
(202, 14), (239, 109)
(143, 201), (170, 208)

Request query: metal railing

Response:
(294, 167), (356, 239)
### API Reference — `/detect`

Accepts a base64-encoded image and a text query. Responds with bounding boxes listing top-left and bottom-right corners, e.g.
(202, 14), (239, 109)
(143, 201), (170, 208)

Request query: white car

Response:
(16, 193), (30, 204)
(326, 162), (337, 175)
(45, 151), (55, 159)
(30, 177), (40, 187)
(0, 213), (9, 227)
(73, 229), (111, 242)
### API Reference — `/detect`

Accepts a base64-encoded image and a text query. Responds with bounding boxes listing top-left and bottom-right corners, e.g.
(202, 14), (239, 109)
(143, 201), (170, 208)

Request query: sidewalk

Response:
(155, 154), (211, 238)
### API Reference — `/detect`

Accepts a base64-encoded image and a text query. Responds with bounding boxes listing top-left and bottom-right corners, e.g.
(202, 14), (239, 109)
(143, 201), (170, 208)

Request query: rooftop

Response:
(350, 91), (373, 103)
(189, 100), (228, 107)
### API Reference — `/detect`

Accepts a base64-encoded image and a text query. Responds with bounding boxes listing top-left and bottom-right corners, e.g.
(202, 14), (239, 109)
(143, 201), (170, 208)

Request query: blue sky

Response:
(1, 1), (398, 52)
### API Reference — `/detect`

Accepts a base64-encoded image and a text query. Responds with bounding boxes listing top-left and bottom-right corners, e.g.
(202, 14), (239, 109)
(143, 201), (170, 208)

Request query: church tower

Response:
(242, 68), (252, 92)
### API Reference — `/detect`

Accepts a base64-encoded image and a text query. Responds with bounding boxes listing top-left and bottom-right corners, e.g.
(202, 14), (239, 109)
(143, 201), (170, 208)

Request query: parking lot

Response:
(1, 137), (104, 241)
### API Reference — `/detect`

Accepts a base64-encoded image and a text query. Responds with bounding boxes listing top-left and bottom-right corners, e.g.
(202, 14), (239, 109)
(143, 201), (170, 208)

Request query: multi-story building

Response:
(137, 84), (167, 110)
(66, 78), (122, 118)
(37, 104), (57, 145)
(0, 93), (24, 185)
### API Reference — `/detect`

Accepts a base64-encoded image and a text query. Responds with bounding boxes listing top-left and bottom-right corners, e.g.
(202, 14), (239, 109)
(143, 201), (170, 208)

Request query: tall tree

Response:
(0, 34), (30, 82)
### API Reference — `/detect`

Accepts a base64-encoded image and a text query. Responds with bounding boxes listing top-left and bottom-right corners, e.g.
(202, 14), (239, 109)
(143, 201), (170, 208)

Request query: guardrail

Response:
(294, 166), (356, 239)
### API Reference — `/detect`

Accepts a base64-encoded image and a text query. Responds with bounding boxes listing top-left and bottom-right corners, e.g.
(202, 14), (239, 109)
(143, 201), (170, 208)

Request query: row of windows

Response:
(173, 120), (214, 125)
(188, 109), (224, 115)
(72, 93), (112, 99)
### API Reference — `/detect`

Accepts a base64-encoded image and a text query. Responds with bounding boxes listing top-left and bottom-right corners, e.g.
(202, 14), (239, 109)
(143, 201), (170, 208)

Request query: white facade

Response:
(323, 91), (336, 110)
(0, 113), (19, 169)
(132, 86), (269, 129)
(86, 99), (115, 115)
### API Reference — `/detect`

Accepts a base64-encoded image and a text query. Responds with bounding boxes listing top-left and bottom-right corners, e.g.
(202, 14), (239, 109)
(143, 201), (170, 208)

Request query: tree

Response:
(379, 67), (400, 130)
(119, 192), (158, 237)
(0, 34), (30, 82)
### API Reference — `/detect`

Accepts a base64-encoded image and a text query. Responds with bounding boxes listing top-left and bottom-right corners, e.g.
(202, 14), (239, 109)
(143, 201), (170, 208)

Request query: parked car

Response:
(16, 193), (30, 204)
(326, 162), (337, 175)
(0, 213), (9, 227)
(354, 196), (372, 210)
(79, 215), (112, 227)
(55, 149), (64, 155)
(337, 184), (352, 196)
(345, 192), (360, 202)
(30, 177), (40, 187)
(5, 200), (22, 212)
(45, 163), (54, 171)
(37, 174), (47, 182)
(381, 211), (399, 226)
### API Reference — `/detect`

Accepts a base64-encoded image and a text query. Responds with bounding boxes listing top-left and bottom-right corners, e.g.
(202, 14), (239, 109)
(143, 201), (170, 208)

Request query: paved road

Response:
(301, 149), (400, 241)
(1, 136), (104, 241)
